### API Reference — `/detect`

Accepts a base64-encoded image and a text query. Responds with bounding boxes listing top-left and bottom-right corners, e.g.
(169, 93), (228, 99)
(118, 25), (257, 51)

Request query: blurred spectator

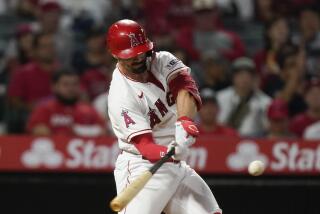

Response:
(93, 92), (108, 121)
(216, 0), (254, 21)
(217, 0), (291, 22)
(197, 88), (238, 137)
(72, 28), (106, 74)
(265, 98), (294, 139)
(195, 51), (230, 92)
(168, 0), (194, 30)
(289, 78), (320, 137)
(58, 0), (110, 26)
(142, 0), (171, 35)
(92, 91), (114, 135)
(4, 24), (34, 73)
(292, 0), (320, 12)
(27, 70), (106, 137)
(80, 53), (113, 101)
(254, 0), (274, 23)
(217, 57), (271, 137)
(15, 0), (39, 21)
(263, 44), (307, 116)
(32, 1), (73, 68)
(7, 32), (59, 133)
(175, 4), (245, 61)
(254, 17), (291, 79)
(293, 7), (320, 77)
(303, 120), (320, 140)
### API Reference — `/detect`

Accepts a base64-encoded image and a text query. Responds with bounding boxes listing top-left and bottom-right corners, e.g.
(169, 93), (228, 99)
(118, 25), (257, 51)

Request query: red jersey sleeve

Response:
(132, 133), (168, 162)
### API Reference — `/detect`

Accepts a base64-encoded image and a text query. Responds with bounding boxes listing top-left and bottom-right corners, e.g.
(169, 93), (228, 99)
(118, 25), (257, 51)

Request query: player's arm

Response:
(168, 70), (201, 146)
(168, 70), (201, 117)
(132, 133), (187, 162)
(109, 98), (186, 161)
(176, 89), (197, 119)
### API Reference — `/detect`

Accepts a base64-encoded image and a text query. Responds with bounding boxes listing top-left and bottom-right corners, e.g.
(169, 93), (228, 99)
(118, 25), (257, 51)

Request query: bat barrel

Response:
(109, 171), (153, 212)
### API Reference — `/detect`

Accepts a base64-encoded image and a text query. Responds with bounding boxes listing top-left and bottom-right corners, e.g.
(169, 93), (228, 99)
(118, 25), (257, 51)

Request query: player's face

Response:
(119, 53), (147, 74)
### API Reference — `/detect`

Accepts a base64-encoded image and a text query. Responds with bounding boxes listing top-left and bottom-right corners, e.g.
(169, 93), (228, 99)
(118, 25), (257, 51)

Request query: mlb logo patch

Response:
(166, 58), (180, 69)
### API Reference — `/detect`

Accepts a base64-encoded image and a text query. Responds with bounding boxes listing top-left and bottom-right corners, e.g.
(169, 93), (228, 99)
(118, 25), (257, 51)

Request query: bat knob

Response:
(110, 199), (122, 212)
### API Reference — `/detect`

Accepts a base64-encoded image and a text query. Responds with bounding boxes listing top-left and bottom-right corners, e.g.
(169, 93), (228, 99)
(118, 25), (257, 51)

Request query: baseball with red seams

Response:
(248, 160), (265, 176)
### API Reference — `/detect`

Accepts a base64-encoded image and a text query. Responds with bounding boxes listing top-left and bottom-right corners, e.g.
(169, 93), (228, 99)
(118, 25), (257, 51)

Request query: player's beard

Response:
(55, 94), (78, 106)
(131, 59), (147, 74)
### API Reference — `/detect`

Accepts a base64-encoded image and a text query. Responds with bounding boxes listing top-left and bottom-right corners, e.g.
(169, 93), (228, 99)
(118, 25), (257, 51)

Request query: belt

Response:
(120, 150), (180, 164)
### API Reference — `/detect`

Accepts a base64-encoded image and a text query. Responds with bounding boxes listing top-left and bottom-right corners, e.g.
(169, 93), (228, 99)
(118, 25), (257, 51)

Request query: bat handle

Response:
(149, 147), (175, 174)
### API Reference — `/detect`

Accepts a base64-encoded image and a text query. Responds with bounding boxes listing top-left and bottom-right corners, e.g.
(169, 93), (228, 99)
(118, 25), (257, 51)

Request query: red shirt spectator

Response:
(266, 99), (294, 139)
(175, 8), (245, 61)
(198, 88), (239, 137)
(6, 32), (58, 133)
(8, 61), (55, 105)
(198, 124), (238, 137)
(143, 0), (172, 36)
(289, 113), (318, 137)
(289, 78), (320, 137)
(27, 99), (105, 136)
(81, 68), (111, 100)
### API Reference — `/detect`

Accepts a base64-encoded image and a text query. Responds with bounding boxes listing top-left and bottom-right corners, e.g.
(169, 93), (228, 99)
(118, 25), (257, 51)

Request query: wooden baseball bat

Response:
(110, 148), (175, 212)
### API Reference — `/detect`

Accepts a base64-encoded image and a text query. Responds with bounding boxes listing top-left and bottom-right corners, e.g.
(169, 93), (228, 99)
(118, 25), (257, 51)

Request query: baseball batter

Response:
(107, 19), (222, 214)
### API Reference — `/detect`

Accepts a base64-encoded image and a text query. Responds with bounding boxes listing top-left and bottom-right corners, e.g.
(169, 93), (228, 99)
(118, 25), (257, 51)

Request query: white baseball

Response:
(248, 160), (265, 176)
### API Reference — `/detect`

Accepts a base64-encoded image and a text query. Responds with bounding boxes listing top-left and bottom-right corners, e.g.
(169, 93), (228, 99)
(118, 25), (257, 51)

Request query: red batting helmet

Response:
(106, 19), (153, 59)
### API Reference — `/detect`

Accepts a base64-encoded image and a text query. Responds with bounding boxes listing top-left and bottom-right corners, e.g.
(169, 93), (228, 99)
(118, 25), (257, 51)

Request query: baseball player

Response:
(107, 19), (222, 214)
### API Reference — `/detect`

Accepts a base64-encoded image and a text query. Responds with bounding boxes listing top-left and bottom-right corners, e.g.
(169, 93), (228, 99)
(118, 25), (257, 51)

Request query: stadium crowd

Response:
(0, 0), (320, 139)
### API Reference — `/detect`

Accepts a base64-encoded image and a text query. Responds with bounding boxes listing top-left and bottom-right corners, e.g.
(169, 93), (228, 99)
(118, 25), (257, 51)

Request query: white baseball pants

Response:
(114, 152), (222, 214)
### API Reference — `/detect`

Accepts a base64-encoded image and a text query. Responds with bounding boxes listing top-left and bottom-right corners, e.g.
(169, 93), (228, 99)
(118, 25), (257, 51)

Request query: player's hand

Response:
(175, 116), (199, 147)
(167, 141), (189, 161)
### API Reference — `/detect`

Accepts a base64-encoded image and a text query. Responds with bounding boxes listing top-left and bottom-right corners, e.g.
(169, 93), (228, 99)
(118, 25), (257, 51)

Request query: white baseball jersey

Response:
(108, 51), (222, 214)
(108, 51), (189, 154)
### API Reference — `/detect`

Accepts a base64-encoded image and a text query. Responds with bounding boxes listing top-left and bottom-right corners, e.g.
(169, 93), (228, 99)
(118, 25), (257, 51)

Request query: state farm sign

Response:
(0, 136), (319, 174)
(225, 139), (320, 174)
(271, 142), (320, 171)
(20, 138), (207, 170)
(21, 138), (120, 170)
(65, 139), (119, 168)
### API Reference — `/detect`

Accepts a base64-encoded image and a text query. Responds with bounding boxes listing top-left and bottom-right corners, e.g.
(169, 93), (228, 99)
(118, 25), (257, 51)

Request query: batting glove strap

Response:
(167, 141), (189, 161)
